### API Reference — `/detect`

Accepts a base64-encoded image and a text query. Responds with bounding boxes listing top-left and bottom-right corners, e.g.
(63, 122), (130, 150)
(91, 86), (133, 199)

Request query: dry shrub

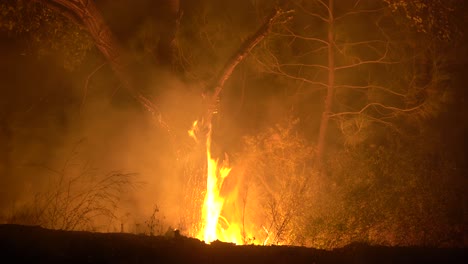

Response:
(306, 140), (467, 249)
(238, 117), (317, 245)
(5, 147), (138, 231)
(7, 170), (137, 231)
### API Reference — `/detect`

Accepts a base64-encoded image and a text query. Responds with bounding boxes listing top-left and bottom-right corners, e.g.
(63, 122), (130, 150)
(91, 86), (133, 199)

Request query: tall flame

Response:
(202, 125), (231, 242)
(188, 120), (243, 244)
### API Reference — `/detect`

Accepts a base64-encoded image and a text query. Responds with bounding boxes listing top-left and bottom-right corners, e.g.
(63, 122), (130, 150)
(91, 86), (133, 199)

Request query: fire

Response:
(188, 120), (198, 142)
(202, 128), (231, 243)
(188, 120), (244, 244)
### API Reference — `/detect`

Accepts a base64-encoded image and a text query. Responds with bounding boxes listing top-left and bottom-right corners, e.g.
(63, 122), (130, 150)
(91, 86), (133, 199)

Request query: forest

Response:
(0, 0), (467, 250)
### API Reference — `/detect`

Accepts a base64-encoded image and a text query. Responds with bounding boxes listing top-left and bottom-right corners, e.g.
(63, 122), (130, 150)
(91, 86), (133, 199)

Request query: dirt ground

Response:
(1, 224), (466, 264)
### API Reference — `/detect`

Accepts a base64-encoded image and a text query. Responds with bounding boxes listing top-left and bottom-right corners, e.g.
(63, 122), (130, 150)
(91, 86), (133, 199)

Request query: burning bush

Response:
(237, 117), (317, 245)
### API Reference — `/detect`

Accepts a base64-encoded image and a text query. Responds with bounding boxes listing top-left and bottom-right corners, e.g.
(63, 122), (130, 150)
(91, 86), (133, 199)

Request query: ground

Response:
(1, 224), (466, 263)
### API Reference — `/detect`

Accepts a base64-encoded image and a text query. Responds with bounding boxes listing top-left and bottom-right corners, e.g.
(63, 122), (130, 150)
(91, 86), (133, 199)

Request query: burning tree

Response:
(180, 6), (294, 243)
(1, 0), (294, 243)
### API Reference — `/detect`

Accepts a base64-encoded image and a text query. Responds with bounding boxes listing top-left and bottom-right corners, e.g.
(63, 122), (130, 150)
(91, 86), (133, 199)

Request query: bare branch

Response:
(277, 62), (328, 70)
(209, 9), (293, 100)
(292, 1), (328, 22)
(275, 27), (329, 46)
(335, 39), (387, 47)
(251, 43), (329, 89)
(301, 45), (329, 55)
(335, 113), (401, 133)
(202, 8), (293, 125)
(37, 0), (172, 132)
(335, 8), (385, 21)
(335, 42), (399, 70)
(335, 84), (407, 97)
(252, 52), (328, 88)
(316, 0), (331, 15)
(80, 62), (106, 114)
(353, 0), (362, 9)
(329, 102), (425, 118)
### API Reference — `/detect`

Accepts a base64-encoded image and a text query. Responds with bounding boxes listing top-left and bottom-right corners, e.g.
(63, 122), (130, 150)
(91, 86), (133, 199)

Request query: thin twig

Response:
(80, 62), (106, 114)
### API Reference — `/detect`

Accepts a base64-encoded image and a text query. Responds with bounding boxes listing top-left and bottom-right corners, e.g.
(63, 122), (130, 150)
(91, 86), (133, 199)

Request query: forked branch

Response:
(36, 0), (171, 132)
(203, 8), (293, 124)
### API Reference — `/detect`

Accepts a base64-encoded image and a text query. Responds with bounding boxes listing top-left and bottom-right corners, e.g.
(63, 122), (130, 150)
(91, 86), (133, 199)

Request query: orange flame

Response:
(188, 120), (243, 244)
(202, 125), (231, 242)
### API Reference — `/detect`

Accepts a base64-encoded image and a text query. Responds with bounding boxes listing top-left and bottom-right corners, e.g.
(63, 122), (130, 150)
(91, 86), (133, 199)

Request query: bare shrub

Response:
(6, 143), (139, 231)
(7, 169), (137, 231)
(176, 140), (206, 238)
(239, 117), (316, 245)
(144, 204), (166, 236)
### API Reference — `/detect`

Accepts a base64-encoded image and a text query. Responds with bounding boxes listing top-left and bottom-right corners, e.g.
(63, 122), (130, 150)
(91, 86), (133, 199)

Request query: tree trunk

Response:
(316, 0), (335, 172)
(39, 0), (169, 130)
(201, 8), (291, 131)
(158, 0), (180, 69)
(0, 116), (12, 184)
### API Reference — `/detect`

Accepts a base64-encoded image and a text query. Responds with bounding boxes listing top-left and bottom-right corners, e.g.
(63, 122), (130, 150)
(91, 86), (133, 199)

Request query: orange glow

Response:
(188, 120), (198, 142)
(202, 127), (231, 243)
(188, 120), (244, 244)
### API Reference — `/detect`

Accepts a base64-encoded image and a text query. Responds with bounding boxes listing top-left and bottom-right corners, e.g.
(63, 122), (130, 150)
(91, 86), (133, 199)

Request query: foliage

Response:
(177, 0), (269, 82)
(384, 0), (461, 41)
(306, 132), (467, 248)
(250, 0), (454, 162)
(235, 114), (466, 249)
(0, 0), (94, 70)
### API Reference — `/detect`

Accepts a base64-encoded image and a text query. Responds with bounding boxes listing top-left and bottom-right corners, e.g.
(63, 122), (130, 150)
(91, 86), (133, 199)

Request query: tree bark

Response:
(158, 0), (180, 69)
(38, 0), (170, 130)
(316, 0), (335, 172)
(201, 8), (291, 129)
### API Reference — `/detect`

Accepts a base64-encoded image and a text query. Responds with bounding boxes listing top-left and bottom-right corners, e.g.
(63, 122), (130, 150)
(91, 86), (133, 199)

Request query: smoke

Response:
(0, 40), (203, 233)
(1, 0), (466, 248)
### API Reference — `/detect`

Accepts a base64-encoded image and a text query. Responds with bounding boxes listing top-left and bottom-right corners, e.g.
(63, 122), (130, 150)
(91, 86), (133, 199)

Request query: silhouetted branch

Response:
(203, 8), (293, 124)
(36, 0), (172, 132)
(335, 84), (407, 97)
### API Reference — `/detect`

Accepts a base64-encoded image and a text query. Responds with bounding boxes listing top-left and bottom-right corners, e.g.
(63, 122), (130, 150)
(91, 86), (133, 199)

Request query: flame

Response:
(188, 120), (244, 244)
(188, 120), (198, 142)
(202, 127), (231, 243)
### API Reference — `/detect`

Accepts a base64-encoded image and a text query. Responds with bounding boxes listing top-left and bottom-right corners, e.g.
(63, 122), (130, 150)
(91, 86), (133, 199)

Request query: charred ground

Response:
(1, 224), (466, 264)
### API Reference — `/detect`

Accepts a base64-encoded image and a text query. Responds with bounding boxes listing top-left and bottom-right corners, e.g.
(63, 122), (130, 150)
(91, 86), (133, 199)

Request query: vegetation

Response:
(3, 153), (138, 232)
(0, 0), (94, 70)
(234, 115), (466, 248)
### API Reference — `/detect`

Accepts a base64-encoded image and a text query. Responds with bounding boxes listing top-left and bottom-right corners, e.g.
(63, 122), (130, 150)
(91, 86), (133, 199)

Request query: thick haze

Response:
(0, 0), (467, 247)
(0, 46), (193, 230)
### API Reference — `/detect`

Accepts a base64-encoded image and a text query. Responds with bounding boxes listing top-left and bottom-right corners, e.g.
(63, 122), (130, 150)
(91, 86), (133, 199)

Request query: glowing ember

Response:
(188, 120), (243, 244)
